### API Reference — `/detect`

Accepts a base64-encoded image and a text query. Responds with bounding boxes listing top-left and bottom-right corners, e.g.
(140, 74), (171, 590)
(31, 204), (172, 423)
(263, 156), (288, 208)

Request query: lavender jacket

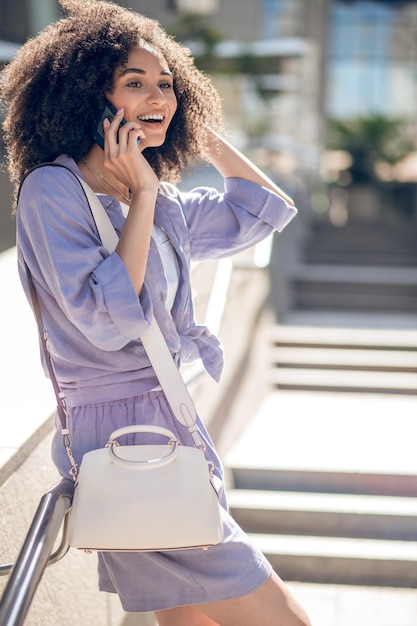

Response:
(17, 155), (296, 407)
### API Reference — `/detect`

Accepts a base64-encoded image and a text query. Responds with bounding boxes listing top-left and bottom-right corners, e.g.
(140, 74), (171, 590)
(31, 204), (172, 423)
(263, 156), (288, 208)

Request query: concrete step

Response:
(290, 265), (417, 312)
(228, 489), (417, 540)
(291, 264), (417, 286)
(306, 250), (417, 267)
(230, 466), (417, 498)
(269, 325), (417, 392)
(293, 292), (417, 313)
(306, 223), (417, 258)
(305, 222), (417, 267)
(268, 367), (417, 394)
(224, 391), (417, 497)
(270, 347), (417, 372)
(269, 324), (417, 350)
(248, 533), (417, 587)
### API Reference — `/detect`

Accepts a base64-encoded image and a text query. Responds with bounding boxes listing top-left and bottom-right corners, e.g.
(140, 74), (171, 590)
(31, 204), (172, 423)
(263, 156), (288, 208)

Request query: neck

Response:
(78, 147), (131, 204)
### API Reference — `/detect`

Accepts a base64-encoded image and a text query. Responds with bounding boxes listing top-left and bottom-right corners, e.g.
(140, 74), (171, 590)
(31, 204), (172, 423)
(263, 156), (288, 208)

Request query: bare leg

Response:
(155, 606), (220, 626)
(154, 572), (311, 626)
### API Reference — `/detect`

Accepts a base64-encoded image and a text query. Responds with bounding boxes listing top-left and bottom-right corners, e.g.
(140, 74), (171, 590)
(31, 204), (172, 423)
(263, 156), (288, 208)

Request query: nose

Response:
(146, 84), (165, 103)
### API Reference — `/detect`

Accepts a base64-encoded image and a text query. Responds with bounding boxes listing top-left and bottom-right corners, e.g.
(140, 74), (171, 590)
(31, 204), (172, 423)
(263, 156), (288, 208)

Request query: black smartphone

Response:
(92, 100), (127, 150)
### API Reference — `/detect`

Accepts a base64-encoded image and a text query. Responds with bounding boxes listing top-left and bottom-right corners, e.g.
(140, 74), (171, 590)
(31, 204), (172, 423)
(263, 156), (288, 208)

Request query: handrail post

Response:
(0, 478), (73, 626)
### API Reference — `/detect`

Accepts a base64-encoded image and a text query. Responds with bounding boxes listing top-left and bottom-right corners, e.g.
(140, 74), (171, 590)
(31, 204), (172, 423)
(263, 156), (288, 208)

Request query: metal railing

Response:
(0, 478), (74, 626)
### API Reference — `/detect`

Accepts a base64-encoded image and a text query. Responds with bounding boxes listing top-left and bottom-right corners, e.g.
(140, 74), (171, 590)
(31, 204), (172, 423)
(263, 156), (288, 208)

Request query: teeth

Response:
(139, 114), (163, 121)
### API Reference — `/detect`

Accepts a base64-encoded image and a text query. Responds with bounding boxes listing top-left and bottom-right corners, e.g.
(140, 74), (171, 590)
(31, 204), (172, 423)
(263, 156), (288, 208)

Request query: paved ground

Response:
(287, 581), (417, 626)
(225, 389), (417, 476)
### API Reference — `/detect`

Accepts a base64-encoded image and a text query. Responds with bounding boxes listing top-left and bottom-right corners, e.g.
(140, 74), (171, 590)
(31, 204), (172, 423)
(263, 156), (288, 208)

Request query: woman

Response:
(0, 1), (311, 624)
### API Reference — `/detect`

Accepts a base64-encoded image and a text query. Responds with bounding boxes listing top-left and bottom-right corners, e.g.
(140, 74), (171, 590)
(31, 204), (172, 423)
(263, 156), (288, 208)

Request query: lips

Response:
(138, 114), (164, 124)
(136, 111), (169, 146)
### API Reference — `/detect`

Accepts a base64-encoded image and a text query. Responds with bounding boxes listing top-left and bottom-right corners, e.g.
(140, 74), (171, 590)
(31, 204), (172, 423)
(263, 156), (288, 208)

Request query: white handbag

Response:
(26, 165), (223, 552)
(68, 424), (223, 551)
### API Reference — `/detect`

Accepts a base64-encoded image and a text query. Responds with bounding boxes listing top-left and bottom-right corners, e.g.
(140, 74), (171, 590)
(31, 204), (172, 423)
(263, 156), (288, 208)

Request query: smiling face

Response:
(108, 45), (177, 150)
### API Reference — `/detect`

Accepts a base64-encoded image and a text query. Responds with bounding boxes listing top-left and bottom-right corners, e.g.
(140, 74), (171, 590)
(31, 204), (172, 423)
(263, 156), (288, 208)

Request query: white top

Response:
(119, 199), (180, 312)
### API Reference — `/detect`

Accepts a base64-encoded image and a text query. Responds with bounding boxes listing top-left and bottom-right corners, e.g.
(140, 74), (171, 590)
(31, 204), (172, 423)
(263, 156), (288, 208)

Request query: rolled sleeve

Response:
(18, 165), (153, 352)
(90, 251), (153, 348)
(223, 178), (297, 232)
(179, 177), (297, 261)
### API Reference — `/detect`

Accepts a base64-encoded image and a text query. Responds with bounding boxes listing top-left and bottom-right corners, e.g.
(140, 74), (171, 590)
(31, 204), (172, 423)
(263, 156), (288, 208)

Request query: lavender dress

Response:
(18, 155), (296, 612)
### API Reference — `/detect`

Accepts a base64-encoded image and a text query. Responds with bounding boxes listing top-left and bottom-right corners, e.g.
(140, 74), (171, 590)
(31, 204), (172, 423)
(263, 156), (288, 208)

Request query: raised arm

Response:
(205, 128), (295, 207)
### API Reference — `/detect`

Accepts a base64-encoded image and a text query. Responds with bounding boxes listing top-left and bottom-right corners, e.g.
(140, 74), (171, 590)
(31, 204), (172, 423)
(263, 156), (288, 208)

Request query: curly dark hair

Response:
(0, 0), (223, 201)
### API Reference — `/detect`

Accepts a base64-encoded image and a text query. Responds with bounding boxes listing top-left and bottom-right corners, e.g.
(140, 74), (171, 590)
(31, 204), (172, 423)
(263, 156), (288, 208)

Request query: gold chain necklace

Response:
(82, 158), (132, 204)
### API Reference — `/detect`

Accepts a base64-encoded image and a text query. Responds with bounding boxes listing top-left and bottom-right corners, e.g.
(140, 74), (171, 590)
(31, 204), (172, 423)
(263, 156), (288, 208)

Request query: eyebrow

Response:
(119, 67), (173, 77)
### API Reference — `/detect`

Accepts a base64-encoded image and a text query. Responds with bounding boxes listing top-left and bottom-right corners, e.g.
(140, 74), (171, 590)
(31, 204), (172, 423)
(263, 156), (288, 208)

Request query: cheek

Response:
(170, 94), (178, 117)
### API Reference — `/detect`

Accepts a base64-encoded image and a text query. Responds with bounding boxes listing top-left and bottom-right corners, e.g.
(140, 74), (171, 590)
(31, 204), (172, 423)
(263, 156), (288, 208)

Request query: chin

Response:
(146, 138), (165, 149)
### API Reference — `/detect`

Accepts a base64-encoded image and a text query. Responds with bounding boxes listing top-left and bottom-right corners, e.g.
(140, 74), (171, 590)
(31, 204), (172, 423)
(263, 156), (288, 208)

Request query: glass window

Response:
(388, 61), (416, 116)
(374, 21), (393, 57)
(358, 20), (379, 58)
(261, 0), (306, 39)
(327, 60), (359, 118)
(327, 0), (417, 120)
(356, 60), (386, 114)
(331, 22), (360, 57)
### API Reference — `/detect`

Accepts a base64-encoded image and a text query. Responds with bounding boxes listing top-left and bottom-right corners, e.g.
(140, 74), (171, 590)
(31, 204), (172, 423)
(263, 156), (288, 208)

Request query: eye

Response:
(159, 81), (173, 90)
(127, 80), (142, 88)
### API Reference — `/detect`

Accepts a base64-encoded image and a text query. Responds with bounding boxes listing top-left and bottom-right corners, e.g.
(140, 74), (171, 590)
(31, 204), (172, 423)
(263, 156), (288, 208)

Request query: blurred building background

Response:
(2, 0), (417, 237)
(4, 0), (417, 316)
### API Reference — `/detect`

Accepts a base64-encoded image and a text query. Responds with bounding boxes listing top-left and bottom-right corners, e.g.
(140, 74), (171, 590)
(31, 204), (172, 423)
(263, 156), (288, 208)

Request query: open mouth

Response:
(138, 114), (164, 124)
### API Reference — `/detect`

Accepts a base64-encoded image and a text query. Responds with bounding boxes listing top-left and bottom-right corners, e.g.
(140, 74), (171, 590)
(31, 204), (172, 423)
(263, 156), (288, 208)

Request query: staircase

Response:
(268, 325), (417, 395)
(224, 218), (417, 589)
(226, 324), (417, 588)
(289, 222), (417, 314)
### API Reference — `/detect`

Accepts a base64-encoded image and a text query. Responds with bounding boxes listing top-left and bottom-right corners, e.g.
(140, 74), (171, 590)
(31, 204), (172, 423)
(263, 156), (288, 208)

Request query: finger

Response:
(118, 121), (146, 149)
(103, 108), (125, 156)
(102, 117), (111, 158)
(127, 126), (146, 150)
